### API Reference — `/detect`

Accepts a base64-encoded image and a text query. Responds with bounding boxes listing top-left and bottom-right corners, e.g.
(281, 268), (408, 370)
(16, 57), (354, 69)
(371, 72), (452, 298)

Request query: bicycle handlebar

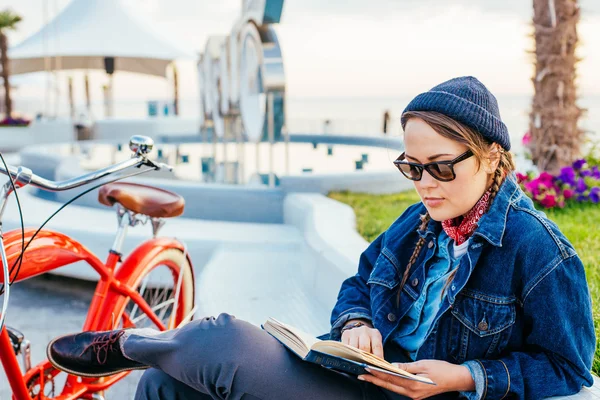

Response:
(0, 156), (148, 192)
(0, 136), (172, 332)
(0, 135), (169, 192)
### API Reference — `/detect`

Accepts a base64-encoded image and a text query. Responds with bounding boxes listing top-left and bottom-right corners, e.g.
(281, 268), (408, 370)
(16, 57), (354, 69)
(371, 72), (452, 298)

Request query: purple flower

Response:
(590, 187), (600, 204)
(575, 178), (587, 193)
(0, 117), (30, 127)
(517, 164), (600, 207)
(558, 167), (576, 185)
(573, 159), (587, 170)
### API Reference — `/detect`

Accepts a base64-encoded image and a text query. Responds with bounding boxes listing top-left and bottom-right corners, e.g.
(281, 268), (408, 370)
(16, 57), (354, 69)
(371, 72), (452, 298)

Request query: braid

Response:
(488, 168), (503, 205)
(396, 212), (430, 306)
(396, 112), (517, 303)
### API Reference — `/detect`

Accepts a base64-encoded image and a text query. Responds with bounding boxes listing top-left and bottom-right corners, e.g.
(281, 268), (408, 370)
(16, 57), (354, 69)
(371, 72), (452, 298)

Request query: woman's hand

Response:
(341, 321), (384, 359)
(357, 360), (475, 400)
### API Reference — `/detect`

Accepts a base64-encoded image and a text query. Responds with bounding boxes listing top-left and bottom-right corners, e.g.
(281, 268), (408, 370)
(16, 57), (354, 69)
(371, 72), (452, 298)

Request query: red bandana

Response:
(441, 189), (492, 245)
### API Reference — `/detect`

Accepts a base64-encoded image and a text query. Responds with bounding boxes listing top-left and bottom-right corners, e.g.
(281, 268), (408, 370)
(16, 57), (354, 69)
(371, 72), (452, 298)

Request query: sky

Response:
(3, 0), (600, 105)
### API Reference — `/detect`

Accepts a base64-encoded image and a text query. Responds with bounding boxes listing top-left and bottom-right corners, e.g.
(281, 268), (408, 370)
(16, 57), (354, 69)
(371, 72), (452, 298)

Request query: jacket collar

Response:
(471, 173), (521, 247)
(417, 173), (521, 247)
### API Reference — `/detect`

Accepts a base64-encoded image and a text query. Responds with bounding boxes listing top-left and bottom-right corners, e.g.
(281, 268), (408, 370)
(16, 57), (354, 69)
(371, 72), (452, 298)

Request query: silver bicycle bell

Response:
(129, 135), (154, 156)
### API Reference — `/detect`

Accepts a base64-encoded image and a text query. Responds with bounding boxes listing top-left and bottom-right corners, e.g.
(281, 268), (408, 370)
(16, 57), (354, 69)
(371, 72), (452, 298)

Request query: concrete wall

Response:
(20, 143), (75, 180)
(94, 118), (200, 141)
(0, 120), (75, 152)
(159, 132), (404, 150)
(280, 170), (413, 194)
(21, 145), (284, 223)
(18, 132), (411, 223)
(283, 193), (369, 309)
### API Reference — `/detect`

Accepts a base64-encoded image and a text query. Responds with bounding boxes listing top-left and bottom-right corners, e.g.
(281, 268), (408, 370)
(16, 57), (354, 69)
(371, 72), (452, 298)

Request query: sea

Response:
(13, 94), (600, 175)
(15, 94), (600, 139)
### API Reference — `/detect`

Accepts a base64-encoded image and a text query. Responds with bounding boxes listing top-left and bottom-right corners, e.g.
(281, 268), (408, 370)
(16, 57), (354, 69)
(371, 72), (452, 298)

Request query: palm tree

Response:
(529, 0), (582, 173)
(0, 10), (22, 119)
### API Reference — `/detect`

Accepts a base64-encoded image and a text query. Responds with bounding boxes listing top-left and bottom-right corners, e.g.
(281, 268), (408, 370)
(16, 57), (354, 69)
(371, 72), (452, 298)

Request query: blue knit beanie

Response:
(401, 76), (511, 151)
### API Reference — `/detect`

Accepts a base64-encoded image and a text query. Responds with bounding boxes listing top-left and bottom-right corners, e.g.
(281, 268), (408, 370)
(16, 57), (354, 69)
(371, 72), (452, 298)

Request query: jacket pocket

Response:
(367, 251), (400, 290)
(366, 252), (400, 320)
(449, 292), (516, 363)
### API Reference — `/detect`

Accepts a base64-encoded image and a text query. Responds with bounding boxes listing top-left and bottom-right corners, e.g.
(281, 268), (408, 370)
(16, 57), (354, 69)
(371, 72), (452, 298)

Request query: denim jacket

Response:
(330, 174), (595, 399)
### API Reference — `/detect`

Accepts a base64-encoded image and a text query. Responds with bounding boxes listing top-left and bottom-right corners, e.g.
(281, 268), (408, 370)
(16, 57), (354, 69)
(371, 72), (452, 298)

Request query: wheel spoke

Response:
(131, 298), (175, 325)
(101, 249), (194, 395)
(129, 275), (150, 322)
(156, 288), (173, 323)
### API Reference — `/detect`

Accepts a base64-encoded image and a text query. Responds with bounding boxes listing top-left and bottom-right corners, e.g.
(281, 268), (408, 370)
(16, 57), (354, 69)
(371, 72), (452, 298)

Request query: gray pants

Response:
(123, 313), (394, 400)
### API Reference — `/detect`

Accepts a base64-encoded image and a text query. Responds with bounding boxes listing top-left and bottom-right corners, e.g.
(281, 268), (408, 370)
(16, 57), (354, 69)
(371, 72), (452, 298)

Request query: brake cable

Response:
(0, 158), (157, 295)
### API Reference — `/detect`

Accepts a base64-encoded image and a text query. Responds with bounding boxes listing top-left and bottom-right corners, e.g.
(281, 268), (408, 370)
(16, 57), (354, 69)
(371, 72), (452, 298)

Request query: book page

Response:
(263, 318), (321, 358)
(263, 318), (433, 385)
(312, 341), (433, 385)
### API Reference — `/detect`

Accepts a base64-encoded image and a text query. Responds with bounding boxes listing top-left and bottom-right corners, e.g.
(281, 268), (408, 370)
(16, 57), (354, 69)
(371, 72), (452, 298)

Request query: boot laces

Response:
(80, 330), (126, 365)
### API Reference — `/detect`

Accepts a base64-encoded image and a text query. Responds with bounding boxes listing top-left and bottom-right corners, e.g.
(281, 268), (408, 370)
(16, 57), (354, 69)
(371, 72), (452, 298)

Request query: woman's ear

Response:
(486, 145), (502, 173)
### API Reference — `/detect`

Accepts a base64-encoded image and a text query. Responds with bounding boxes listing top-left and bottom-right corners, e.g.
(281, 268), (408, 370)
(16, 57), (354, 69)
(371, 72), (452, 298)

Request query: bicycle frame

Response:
(0, 227), (192, 400)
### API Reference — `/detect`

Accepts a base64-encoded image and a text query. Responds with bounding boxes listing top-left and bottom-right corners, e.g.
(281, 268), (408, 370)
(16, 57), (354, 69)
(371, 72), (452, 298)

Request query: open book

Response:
(262, 318), (435, 385)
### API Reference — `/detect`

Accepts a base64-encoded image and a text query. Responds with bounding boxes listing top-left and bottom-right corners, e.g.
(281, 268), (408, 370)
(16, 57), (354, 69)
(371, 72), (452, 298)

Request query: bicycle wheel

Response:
(31, 248), (195, 399)
(98, 247), (196, 398)
(110, 247), (195, 331)
(95, 248), (194, 330)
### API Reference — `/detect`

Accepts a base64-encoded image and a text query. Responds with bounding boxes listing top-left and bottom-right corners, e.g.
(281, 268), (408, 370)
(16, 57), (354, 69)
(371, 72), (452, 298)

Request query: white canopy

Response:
(8, 0), (192, 77)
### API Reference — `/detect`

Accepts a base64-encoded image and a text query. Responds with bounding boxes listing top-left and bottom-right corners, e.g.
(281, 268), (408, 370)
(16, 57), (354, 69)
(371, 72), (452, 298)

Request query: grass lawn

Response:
(329, 189), (600, 374)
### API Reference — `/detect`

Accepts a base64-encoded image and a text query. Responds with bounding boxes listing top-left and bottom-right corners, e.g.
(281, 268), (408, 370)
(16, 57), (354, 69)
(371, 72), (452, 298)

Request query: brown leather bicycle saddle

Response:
(98, 182), (185, 218)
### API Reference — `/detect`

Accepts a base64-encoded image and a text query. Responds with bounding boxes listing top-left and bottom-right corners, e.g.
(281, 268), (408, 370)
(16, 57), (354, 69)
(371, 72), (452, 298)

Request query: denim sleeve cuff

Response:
(459, 360), (485, 400)
(473, 359), (511, 399)
(330, 308), (372, 341)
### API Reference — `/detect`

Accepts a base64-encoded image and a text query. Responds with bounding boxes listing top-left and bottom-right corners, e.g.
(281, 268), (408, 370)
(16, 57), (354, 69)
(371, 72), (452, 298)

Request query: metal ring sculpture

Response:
(198, 0), (285, 143)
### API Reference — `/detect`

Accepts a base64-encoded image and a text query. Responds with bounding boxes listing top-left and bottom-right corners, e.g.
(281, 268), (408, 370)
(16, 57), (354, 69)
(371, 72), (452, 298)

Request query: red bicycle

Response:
(0, 136), (196, 399)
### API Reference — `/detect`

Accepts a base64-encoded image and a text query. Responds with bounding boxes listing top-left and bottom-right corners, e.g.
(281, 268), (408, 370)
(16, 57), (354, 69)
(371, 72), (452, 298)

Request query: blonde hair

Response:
(396, 111), (515, 305)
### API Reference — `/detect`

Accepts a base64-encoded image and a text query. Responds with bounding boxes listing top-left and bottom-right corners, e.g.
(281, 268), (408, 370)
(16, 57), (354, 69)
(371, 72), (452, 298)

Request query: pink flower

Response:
(563, 188), (574, 199)
(524, 180), (541, 196)
(524, 176), (554, 197)
(540, 194), (557, 208)
(522, 131), (532, 146)
(516, 172), (529, 183)
(538, 172), (554, 184)
(517, 160), (600, 207)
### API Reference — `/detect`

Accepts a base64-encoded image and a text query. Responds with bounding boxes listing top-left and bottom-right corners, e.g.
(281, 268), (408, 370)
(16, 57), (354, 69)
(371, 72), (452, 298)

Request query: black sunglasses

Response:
(393, 150), (474, 182)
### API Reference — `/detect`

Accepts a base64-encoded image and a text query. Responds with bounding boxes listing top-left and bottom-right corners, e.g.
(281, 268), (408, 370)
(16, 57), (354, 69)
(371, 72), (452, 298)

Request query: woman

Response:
(48, 76), (595, 400)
